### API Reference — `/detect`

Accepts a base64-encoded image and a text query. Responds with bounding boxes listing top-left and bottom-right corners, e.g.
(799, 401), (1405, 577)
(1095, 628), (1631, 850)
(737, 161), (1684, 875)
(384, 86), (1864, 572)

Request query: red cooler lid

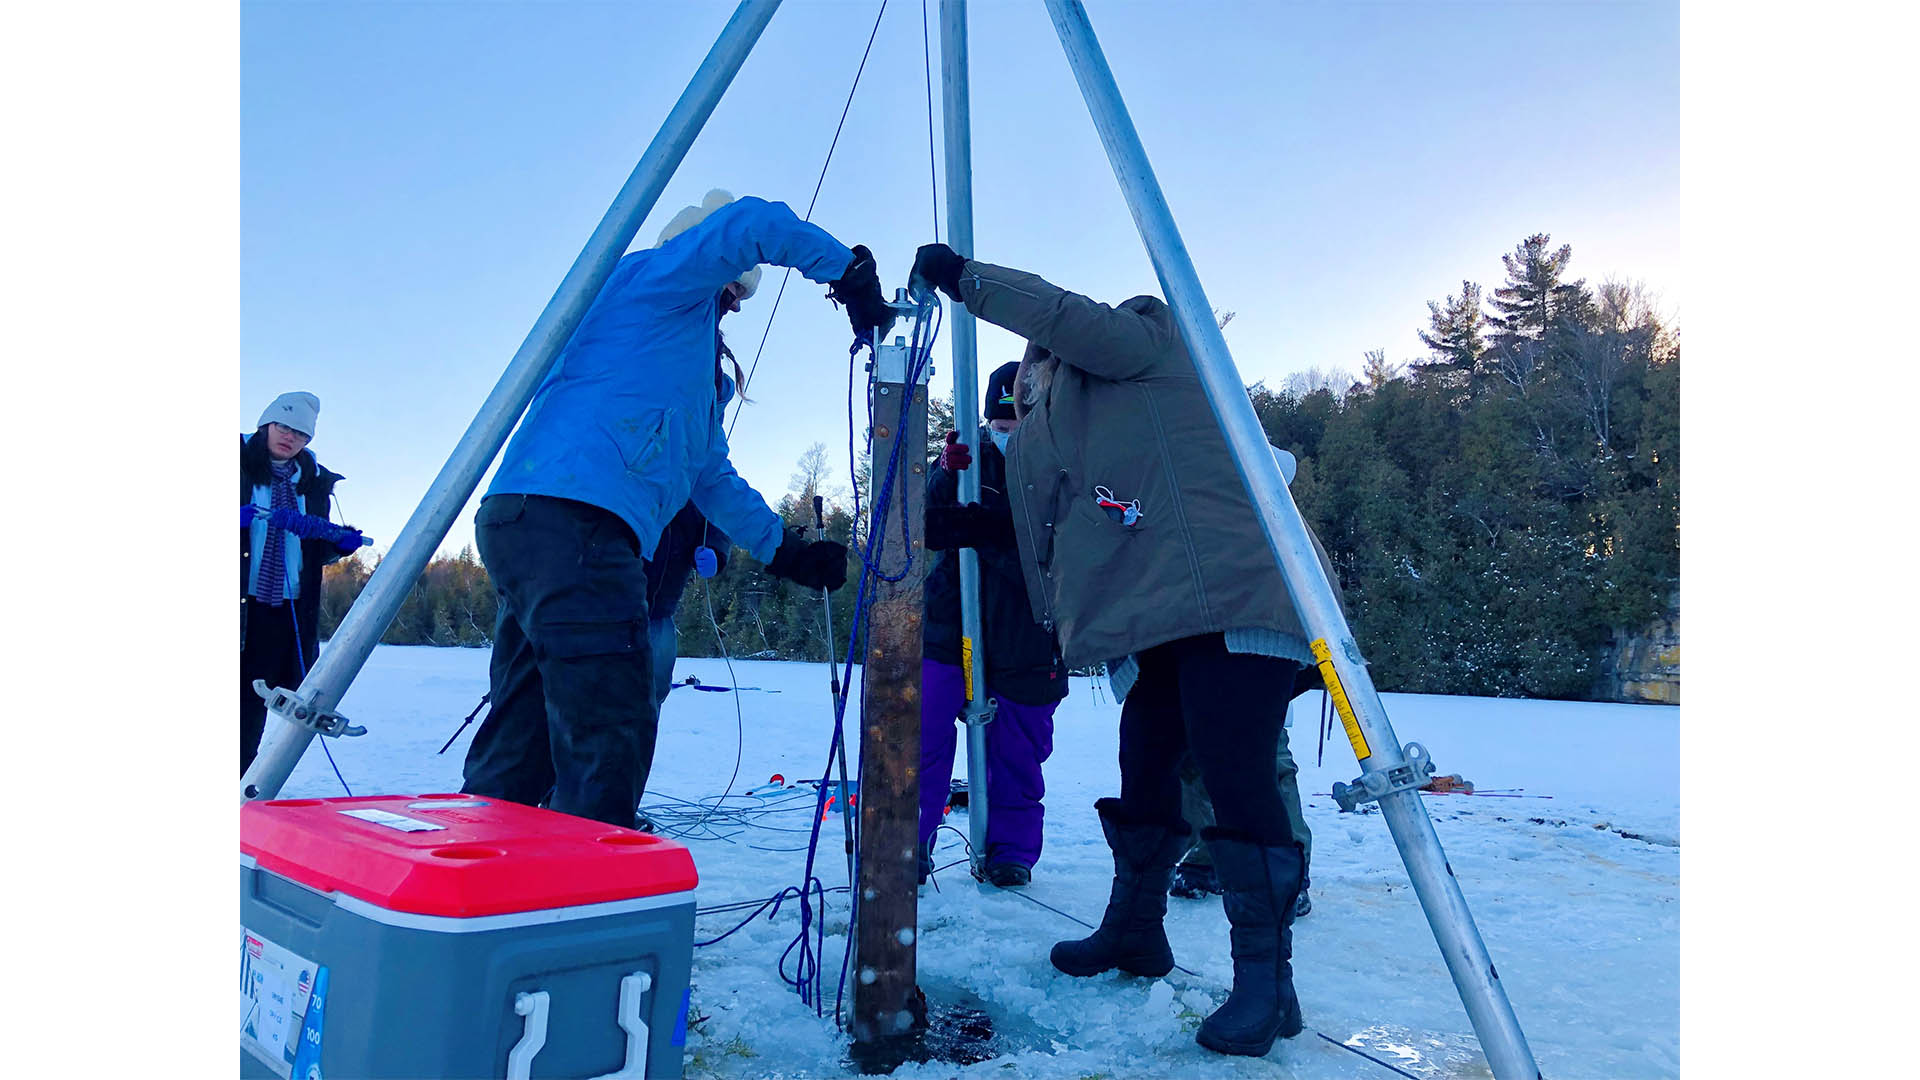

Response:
(241, 794), (698, 917)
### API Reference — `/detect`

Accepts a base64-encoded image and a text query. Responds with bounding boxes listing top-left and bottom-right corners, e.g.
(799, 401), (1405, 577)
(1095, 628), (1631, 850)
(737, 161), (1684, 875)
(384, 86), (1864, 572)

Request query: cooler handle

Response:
(588, 971), (654, 1080)
(505, 990), (549, 1080)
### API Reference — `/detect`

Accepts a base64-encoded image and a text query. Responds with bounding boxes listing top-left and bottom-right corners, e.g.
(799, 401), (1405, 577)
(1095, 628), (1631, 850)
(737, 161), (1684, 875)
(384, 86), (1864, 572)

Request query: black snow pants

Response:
(462, 494), (657, 828)
(241, 597), (306, 775)
(1117, 633), (1302, 850)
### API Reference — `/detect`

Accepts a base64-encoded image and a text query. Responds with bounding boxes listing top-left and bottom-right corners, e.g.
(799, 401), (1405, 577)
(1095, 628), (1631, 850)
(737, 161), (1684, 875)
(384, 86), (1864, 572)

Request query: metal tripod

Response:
(239, 2), (1540, 1075)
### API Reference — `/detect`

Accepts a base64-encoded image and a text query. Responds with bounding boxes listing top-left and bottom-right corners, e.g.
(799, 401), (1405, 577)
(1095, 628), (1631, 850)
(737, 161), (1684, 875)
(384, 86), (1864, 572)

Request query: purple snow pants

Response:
(917, 659), (1057, 870)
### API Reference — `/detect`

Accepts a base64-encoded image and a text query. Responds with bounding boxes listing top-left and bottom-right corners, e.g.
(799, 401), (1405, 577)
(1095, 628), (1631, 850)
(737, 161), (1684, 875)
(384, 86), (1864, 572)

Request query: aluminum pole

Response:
(940, 0), (993, 876)
(242, 0), (786, 803)
(1040, 2), (1541, 1076)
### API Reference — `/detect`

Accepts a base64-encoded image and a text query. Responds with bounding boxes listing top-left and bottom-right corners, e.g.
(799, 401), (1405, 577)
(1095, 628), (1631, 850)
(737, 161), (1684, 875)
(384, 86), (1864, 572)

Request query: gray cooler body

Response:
(239, 795), (698, 1080)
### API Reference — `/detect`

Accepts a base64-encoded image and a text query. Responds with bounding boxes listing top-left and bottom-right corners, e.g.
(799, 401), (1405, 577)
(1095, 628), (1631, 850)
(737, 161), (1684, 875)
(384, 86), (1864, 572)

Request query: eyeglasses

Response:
(269, 423), (311, 443)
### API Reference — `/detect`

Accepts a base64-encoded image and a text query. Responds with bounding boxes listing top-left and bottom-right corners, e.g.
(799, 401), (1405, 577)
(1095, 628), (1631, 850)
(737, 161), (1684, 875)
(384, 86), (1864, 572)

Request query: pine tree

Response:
(311, 238), (1678, 703)
(1487, 234), (1584, 340)
(1415, 281), (1487, 379)
(929, 388), (955, 439)
(319, 555), (373, 639)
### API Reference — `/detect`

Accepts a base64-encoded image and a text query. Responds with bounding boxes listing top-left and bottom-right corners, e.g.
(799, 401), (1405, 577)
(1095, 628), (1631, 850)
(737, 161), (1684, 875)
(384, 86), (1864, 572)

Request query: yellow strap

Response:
(961, 636), (977, 702)
(1311, 638), (1370, 762)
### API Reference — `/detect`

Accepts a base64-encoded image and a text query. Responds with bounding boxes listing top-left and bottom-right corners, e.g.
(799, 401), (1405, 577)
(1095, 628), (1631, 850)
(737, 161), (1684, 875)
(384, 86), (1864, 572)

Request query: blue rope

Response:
(857, 302), (941, 585)
(288, 606), (353, 797)
(783, 421), (874, 1012)
(268, 507), (361, 547)
(695, 890), (794, 948)
(779, 296), (941, 1021)
(692, 880), (821, 949)
(833, 300), (938, 1022)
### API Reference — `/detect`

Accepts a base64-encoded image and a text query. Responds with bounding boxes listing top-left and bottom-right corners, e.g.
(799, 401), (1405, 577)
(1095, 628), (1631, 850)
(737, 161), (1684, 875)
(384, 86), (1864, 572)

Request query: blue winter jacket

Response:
(488, 196), (854, 562)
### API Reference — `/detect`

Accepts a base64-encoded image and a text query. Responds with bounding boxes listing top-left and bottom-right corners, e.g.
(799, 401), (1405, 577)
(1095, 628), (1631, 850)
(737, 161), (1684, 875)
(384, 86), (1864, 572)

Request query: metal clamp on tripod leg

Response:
(253, 680), (367, 739)
(1332, 741), (1435, 812)
(961, 696), (996, 729)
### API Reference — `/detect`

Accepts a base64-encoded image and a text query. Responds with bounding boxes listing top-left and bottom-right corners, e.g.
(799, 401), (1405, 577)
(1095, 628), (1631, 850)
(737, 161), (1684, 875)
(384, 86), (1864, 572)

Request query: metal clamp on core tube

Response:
(251, 680), (366, 739)
(887, 289), (926, 326)
(1332, 742), (1435, 813)
(869, 293), (937, 385)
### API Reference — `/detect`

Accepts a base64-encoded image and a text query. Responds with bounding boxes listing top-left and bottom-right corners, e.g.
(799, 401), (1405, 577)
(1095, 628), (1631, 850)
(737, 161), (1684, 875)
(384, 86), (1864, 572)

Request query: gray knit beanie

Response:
(258, 391), (320, 438)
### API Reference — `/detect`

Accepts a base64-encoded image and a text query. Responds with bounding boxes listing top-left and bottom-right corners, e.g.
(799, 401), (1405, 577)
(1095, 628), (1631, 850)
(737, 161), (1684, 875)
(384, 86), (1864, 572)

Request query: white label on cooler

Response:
(240, 927), (320, 1078)
(338, 808), (446, 832)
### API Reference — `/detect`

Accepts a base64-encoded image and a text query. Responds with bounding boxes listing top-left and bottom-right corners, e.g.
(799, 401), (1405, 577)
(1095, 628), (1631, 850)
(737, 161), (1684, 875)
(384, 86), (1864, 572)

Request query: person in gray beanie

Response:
(241, 392), (365, 773)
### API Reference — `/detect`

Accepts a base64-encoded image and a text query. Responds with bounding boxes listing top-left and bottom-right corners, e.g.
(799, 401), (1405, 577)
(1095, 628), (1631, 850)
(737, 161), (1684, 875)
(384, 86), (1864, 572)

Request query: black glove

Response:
(924, 502), (1016, 552)
(910, 243), (966, 301)
(828, 244), (895, 342)
(767, 531), (850, 592)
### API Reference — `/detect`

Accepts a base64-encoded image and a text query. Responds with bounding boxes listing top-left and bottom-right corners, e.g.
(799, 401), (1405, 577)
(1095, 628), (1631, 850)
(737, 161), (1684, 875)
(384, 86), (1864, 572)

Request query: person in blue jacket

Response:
(461, 189), (891, 828)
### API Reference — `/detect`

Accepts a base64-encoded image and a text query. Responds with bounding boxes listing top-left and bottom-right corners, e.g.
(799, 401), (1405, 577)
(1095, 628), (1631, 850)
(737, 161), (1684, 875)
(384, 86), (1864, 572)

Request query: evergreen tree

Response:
(1415, 281), (1487, 382)
(1486, 234), (1584, 341)
(319, 555), (372, 639)
(315, 237), (1678, 703)
(929, 388), (955, 444)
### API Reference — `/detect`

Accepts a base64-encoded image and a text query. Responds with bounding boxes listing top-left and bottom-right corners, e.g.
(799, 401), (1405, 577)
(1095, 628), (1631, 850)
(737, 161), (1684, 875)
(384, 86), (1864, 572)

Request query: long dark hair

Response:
(717, 331), (751, 404)
(241, 426), (277, 487)
(243, 425), (312, 489)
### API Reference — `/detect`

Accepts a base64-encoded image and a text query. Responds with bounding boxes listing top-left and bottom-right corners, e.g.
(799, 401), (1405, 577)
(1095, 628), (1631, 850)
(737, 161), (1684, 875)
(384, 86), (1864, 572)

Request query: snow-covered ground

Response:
(281, 646), (1678, 1079)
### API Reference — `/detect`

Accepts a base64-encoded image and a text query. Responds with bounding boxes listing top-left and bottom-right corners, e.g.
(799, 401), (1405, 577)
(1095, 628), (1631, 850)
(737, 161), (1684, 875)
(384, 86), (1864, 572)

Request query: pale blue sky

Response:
(241, 0), (1678, 557)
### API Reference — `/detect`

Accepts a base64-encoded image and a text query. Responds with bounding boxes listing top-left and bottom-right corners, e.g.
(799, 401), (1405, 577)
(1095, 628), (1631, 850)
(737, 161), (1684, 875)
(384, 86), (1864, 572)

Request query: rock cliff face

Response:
(1596, 591), (1679, 704)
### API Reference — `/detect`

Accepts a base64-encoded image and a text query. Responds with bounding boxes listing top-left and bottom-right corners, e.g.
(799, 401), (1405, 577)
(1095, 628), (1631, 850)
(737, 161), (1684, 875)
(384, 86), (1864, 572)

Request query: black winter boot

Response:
(983, 862), (1032, 888)
(1170, 860), (1222, 899)
(1050, 799), (1191, 978)
(1195, 829), (1306, 1057)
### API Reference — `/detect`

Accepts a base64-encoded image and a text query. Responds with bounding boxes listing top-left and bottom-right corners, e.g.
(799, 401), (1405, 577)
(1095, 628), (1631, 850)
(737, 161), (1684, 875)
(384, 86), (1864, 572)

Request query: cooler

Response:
(240, 793), (698, 1079)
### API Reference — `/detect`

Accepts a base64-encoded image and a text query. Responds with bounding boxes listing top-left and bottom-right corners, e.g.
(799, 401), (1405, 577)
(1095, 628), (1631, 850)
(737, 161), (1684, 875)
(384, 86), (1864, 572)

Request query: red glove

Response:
(940, 430), (973, 472)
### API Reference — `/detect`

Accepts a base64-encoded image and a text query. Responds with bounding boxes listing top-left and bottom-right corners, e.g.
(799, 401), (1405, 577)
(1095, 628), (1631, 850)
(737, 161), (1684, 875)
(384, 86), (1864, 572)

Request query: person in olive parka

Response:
(910, 242), (1349, 1059)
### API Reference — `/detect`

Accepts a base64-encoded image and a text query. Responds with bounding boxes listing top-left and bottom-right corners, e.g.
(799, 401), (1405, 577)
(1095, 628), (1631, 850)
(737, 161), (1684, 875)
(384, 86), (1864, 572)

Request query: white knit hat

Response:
(655, 188), (763, 301)
(258, 391), (320, 438)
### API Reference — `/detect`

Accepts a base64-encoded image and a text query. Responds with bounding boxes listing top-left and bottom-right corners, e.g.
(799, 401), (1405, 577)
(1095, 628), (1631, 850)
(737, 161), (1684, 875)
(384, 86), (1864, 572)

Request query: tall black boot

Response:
(1050, 799), (1191, 978)
(1195, 828), (1306, 1057)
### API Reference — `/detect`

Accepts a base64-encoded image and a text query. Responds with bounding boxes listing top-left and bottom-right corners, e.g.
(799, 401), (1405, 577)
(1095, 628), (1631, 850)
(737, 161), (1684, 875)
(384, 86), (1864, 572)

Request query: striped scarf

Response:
(253, 460), (299, 604)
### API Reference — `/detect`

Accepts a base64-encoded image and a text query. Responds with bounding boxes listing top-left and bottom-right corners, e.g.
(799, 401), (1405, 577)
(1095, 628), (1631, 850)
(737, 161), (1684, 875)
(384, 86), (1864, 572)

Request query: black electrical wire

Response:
(730, 0), (892, 432)
(921, 0), (941, 243)
(1315, 1033), (1426, 1080)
